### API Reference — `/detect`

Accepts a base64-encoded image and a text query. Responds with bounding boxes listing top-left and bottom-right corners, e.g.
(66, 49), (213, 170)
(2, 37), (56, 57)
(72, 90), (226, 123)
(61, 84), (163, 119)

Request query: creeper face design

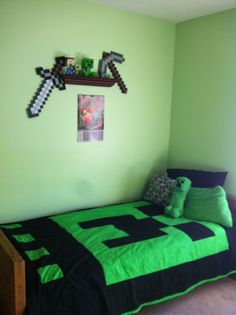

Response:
(82, 58), (94, 69)
(81, 58), (94, 76)
(51, 202), (228, 285)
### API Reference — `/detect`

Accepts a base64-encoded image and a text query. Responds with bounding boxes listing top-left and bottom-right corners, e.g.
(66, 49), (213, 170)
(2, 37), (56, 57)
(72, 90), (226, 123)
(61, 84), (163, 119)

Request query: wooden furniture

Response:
(0, 230), (25, 315)
(0, 196), (236, 315)
(61, 75), (116, 87)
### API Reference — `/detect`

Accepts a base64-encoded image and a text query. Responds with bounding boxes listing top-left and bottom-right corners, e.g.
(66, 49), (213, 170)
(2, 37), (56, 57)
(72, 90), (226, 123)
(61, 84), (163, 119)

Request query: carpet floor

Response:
(138, 277), (236, 315)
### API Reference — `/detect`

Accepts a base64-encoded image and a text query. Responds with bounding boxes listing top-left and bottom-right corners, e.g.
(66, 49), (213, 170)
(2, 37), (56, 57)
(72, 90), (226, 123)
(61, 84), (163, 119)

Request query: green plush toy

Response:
(164, 177), (191, 219)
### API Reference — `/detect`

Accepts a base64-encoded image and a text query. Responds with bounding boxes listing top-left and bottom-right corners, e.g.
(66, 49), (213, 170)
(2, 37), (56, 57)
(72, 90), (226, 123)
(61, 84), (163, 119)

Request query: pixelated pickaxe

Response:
(98, 51), (127, 94)
(27, 57), (66, 118)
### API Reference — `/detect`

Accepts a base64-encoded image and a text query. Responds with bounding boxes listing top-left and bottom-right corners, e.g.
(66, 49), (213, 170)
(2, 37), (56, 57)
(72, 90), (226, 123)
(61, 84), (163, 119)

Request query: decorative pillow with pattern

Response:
(144, 175), (176, 206)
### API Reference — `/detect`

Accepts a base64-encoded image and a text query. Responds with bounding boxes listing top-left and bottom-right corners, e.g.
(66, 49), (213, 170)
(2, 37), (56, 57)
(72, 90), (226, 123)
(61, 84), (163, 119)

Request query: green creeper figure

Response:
(165, 177), (191, 219)
(80, 58), (96, 77)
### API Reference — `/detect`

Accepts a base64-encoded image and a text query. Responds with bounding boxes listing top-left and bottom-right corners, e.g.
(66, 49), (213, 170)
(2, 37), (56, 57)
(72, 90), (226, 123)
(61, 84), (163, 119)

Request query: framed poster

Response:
(77, 95), (104, 142)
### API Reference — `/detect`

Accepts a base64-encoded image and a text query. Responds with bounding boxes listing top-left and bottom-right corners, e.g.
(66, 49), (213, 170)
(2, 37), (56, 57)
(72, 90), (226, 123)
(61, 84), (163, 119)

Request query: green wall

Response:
(169, 9), (236, 194)
(0, 0), (175, 222)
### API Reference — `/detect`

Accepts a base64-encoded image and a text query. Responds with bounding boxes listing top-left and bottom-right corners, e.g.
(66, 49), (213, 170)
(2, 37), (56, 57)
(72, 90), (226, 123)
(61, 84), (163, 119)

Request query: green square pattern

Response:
(13, 233), (35, 243)
(25, 247), (50, 261)
(51, 201), (228, 286)
(37, 264), (64, 284)
(1, 223), (22, 229)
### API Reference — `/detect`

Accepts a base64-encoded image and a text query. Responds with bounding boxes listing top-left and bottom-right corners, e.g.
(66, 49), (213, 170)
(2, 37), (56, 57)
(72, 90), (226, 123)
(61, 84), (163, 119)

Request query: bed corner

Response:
(0, 229), (26, 315)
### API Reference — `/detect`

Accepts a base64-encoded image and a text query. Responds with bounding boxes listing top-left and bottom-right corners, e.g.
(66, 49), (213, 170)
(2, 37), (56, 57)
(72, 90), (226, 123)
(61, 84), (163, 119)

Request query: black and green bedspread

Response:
(2, 201), (236, 315)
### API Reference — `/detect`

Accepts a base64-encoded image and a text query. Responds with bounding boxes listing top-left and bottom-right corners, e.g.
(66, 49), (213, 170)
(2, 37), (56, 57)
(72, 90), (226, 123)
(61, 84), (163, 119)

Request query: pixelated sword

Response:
(98, 51), (127, 93)
(27, 56), (66, 118)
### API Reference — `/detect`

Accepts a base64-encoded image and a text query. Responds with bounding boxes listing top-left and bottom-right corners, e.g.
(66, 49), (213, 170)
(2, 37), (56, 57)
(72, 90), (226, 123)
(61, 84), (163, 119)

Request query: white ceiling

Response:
(87, 0), (236, 22)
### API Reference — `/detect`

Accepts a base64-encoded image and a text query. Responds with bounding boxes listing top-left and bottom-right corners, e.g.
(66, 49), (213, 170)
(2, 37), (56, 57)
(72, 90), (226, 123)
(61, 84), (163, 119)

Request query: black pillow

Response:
(167, 168), (227, 188)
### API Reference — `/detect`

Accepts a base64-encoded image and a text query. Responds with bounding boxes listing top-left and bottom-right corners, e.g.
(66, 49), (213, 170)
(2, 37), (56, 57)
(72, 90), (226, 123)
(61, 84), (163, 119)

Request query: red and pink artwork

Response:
(77, 95), (104, 142)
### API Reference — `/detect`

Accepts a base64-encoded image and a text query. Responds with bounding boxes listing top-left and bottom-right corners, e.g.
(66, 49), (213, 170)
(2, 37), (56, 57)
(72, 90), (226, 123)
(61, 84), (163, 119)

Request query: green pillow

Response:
(184, 186), (233, 227)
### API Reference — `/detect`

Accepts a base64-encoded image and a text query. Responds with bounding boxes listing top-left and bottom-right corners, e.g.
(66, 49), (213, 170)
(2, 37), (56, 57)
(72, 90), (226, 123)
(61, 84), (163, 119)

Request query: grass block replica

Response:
(165, 177), (191, 219)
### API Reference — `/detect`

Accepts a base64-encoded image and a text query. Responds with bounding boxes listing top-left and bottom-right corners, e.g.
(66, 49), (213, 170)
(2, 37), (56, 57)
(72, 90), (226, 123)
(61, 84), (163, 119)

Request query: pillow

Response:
(144, 175), (176, 206)
(184, 186), (233, 227)
(167, 168), (227, 188)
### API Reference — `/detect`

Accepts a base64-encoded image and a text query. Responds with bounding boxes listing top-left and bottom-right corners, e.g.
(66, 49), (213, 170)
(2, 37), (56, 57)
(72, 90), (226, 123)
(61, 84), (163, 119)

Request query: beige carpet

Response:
(138, 277), (236, 315)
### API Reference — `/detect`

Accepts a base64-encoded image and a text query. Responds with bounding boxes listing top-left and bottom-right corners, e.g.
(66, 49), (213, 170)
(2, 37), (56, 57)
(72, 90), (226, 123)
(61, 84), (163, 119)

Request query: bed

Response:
(0, 197), (236, 315)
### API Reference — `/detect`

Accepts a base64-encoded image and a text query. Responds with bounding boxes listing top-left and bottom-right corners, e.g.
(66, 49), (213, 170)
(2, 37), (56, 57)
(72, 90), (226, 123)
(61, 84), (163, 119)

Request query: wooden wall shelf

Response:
(61, 75), (117, 87)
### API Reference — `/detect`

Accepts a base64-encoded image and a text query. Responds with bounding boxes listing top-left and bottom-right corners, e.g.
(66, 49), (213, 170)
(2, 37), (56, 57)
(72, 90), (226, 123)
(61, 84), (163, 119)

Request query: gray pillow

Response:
(144, 175), (176, 206)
